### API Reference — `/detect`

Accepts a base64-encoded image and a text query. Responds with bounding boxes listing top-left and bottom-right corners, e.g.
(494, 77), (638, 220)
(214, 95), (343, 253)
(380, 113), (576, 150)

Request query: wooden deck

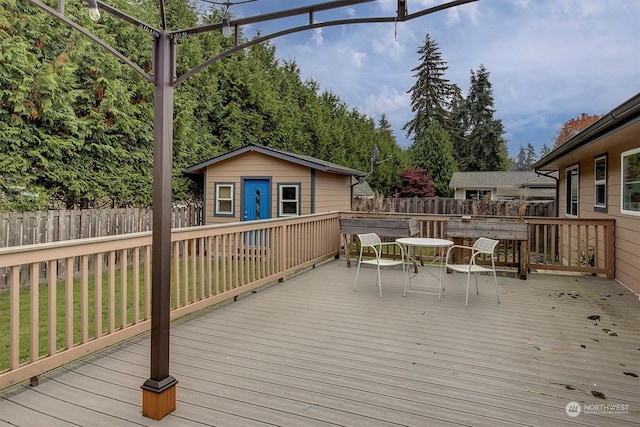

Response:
(1, 260), (639, 426)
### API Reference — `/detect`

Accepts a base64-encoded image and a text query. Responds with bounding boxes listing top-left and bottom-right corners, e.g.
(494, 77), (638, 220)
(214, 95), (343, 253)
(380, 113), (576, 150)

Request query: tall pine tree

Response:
(403, 34), (457, 141)
(459, 65), (510, 171)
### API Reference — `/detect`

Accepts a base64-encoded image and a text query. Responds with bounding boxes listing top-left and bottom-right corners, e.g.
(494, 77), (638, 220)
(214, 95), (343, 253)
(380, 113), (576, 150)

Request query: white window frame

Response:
(594, 155), (607, 210)
(215, 183), (235, 216)
(278, 183), (300, 217)
(621, 147), (640, 216)
(565, 164), (579, 218)
(465, 189), (491, 200)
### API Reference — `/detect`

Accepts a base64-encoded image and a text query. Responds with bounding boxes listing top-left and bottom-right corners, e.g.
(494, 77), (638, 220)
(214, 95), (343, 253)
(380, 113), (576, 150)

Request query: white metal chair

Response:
(353, 233), (406, 298)
(444, 237), (501, 307)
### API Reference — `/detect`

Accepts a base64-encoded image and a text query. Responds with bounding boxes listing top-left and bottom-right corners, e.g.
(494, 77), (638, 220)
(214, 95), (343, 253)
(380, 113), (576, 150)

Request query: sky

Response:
(214, 0), (640, 158)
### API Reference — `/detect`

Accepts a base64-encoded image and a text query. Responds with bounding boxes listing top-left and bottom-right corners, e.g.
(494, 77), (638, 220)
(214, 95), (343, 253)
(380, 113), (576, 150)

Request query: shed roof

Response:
(185, 144), (367, 177)
(449, 171), (556, 189)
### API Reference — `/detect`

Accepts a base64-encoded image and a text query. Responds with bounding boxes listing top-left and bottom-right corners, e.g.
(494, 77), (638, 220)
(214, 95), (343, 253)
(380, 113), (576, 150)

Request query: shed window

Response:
(594, 155), (607, 210)
(215, 183), (234, 216)
(622, 148), (640, 216)
(566, 165), (579, 217)
(279, 184), (300, 216)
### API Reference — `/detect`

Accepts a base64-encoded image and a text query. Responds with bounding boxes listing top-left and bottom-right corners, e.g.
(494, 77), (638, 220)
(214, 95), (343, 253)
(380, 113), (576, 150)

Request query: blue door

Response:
(243, 179), (270, 221)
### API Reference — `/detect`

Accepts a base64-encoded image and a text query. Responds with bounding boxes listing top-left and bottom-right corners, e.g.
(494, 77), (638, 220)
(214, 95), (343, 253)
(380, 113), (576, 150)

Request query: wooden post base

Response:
(142, 383), (177, 420)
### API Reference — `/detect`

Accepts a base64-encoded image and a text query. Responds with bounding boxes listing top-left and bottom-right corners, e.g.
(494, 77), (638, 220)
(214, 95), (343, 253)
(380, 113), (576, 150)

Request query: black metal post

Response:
(141, 30), (178, 394)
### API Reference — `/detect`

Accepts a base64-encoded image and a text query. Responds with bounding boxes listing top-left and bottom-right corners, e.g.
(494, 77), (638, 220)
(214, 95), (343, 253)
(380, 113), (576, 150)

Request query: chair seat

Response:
(360, 259), (404, 267)
(447, 264), (494, 274)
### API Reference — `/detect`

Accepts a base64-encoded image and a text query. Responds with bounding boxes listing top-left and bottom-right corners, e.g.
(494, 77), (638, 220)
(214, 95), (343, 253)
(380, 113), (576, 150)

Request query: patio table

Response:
(396, 237), (453, 300)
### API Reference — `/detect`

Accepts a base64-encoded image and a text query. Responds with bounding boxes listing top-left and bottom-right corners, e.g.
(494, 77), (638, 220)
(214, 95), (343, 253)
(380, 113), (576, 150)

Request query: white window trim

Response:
(594, 155), (607, 209)
(566, 164), (579, 218)
(278, 183), (300, 217)
(215, 182), (235, 216)
(621, 147), (640, 217)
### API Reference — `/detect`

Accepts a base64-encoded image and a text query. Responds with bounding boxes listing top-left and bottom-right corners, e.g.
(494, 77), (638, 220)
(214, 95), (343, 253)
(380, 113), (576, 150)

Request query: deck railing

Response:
(340, 212), (615, 279)
(0, 211), (615, 390)
(0, 212), (341, 390)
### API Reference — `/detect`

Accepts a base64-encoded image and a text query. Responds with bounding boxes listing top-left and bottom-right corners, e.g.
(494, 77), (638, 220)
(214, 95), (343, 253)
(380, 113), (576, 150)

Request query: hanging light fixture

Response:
(222, 17), (233, 38)
(87, 0), (100, 20)
(201, 0), (258, 38)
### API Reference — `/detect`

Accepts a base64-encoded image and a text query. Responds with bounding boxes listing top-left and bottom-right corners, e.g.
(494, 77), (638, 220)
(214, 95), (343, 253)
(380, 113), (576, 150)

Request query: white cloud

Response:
(361, 86), (410, 115)
(311, 28), (323, 46)
(349, 50), (367, 68)
(232, 0), (640, 152)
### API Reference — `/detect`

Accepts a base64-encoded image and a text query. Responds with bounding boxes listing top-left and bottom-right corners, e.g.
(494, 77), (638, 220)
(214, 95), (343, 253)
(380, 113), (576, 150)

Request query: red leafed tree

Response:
(554, 113), (601, 147)
(395, 168), (436, 197)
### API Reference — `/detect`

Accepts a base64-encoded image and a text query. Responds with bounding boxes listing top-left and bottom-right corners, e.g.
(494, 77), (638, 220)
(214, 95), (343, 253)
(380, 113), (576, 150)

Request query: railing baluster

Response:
(48, 260), (57, 355)
(30, 263), (39, 362)
(80, 255), (89, 344)
(65, 257), (73, 350)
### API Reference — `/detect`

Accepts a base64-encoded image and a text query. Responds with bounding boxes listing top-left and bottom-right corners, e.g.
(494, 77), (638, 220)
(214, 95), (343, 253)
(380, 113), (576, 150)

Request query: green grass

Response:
(0, 257), (274, 372)
(0, 265), (146, 372)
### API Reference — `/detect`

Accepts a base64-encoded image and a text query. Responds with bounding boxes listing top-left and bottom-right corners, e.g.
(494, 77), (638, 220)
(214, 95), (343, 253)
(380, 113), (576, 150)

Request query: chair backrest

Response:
(357, 233), (382, 248)
(473, 237), (499, 254)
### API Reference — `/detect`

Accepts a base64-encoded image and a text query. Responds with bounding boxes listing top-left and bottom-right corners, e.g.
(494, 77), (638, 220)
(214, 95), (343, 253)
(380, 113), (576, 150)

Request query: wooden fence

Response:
(354, 197), (555, 217)
(0, 205), (203, 248)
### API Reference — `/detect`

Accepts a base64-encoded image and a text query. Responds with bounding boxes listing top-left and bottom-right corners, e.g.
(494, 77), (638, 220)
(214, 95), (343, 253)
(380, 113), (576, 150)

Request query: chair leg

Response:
(376, 265), (383, 298)
(353, 257), (362, 292)
(442, 266), (447, 299)
(475, 272), (479, 295)
(492, 269), (500, 304)
(465, 272), (471, 307)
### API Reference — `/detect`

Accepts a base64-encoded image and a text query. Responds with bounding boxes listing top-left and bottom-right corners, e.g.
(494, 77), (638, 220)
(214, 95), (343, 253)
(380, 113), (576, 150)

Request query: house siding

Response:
(556, 120), (640, 294)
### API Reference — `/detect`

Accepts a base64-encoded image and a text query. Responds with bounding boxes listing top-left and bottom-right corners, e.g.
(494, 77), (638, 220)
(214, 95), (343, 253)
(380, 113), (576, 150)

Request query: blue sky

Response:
(214, 0), (640, 158)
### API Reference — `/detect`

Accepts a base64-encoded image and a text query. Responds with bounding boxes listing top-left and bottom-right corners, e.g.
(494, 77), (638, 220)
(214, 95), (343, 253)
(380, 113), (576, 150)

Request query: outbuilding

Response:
(185, 144), (367, 224)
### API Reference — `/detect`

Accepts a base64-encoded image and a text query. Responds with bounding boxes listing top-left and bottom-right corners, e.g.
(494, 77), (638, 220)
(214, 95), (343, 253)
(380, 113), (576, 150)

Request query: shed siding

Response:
(202, 151), (352, 226)
(314, 171), (352, 212)
(557, 121), (640, 294)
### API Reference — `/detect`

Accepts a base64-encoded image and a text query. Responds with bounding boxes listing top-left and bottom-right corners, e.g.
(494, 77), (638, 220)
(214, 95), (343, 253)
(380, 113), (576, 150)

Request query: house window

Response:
(215, 183), (234, 216)
(594, 155), (607, 210)
(566, 165), (579, 217)
(621, 148), (640, 216)
(278, 184), (300, 216)
(465, 190), (491, 200)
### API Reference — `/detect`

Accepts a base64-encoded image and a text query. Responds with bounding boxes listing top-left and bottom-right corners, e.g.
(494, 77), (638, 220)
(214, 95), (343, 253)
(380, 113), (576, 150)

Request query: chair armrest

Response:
(375, 241), (406, 260)
(445, 244), (475, 264)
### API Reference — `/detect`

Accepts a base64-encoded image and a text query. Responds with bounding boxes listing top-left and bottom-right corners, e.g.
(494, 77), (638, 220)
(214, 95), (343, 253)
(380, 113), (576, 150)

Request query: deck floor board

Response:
(1, 261), (639, 426)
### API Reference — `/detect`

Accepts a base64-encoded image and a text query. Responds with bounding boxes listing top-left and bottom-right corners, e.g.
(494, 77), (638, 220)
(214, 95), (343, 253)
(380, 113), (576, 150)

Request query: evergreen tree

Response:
(1, 0), (407, 210)
(403, 34), (457, 142)
(408, 122), (456, 197)
(539, 143), (552, 158)
(378, 114), (393, 137)
(514, 145), (527, 171)
(525, 143), (537, 169)
(460, 65), (510, 171)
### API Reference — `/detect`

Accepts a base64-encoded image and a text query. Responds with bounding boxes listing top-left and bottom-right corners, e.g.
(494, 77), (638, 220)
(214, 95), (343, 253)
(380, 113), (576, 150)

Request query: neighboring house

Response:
(352, 177), (375, 199)
(533, 92), (640, 294)
(449, 171), (556, 201)
(185, 144), (367, 224)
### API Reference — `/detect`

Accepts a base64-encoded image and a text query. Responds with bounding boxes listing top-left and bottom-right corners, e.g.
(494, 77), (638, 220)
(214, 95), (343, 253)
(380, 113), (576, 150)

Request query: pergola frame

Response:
(24, 0), (478, 419)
